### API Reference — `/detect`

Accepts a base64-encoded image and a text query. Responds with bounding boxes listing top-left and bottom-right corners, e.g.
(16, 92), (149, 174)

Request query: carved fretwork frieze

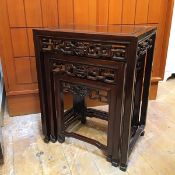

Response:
(137, 36), (153, 57)
(52, 62), (116, 84)
(136, 35), (154, 72)
(41, 37), (126, 61)
(62, 82), (109, 103)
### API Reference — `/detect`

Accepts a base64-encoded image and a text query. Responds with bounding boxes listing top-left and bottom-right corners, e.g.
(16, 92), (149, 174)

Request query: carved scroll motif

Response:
(52, 62), (116, 84)
(41, 37), (126, 61)
(62, 82), (109, 103)
(136, 36), (154, 71)
(137, 37), (153, 57)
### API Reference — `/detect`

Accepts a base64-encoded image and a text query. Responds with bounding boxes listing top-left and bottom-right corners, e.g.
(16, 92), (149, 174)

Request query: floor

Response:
(0, 80), (175, 175)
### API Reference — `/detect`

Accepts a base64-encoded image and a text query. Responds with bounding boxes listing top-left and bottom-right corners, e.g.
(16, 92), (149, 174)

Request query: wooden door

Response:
(0, 0), (174, 116)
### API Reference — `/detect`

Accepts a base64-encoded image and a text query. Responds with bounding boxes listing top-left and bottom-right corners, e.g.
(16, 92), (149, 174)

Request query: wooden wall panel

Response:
(58, 0), (74, 26)
(108, 0), (122, 24)
(14, 58), (33, 84)
(41, 0), (58, 27)
(27, 28), (35, 57)
(148, 0), (162, 23)
(135, 0), (149, 24)
(24, 0), (43, 27)
(151, 0), (168, 77)
(7, 0), (26, 27)
(30, 57), (38, 83)
(122, 0), (137, 24)
(159, 0), (173, 78)
(74, 0), (89, 25)
(97, 0), (109, 25)
(11, 28), (29, 57)
(0, 0), (16, 90)
(89, 0), (97, 25)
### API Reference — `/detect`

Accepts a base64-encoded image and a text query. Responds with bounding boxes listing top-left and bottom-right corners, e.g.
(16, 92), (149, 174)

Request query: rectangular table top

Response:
(34, 24), (156, 38)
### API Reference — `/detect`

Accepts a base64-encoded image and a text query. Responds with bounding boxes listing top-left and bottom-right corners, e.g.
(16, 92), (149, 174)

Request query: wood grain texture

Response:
(135, 0), (149, 24)
(58, 0), (74, 26)
(74, 0), (89, 25)
(6, 0), (26, 27)
(151, 0), (168, 77)
(149, 82), (158, 100)
(0, 0), (16, 91)
(27, 28), (35, 57)
(14, 58), (33, 84)
(7, 93), (40, 116)
(97, 0), (109, 25)
(11, 28), (29, 57)
(89, 0), (97, 25)
(122, 0), (137, 24)
(148, 0), (162, 23)
(159, 0), (174, 78)
(41, 0), (58, 27)
(24, 0), (43, 27)
(155, 0), (168, 77)
(30, 57), (38, 83)
(108, 0), (122, 24)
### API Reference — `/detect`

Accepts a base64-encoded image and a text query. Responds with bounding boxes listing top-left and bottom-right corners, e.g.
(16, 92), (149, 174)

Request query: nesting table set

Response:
(33, 25), (156, 171)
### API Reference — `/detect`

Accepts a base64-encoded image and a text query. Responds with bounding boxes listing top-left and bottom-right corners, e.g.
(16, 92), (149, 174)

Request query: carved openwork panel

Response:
(136, 35), (154, 72)
(41, 37), (126, 61)
(137, 36), (153, 57)
(62, 82), (109, 103)
(52, 62), (116, 84)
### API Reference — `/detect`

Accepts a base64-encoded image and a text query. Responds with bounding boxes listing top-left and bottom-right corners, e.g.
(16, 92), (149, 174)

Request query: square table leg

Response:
(53, 72), (65, 143)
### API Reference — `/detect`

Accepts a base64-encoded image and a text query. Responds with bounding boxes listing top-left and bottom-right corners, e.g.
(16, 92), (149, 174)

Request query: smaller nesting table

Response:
(33, 25), (156, 171)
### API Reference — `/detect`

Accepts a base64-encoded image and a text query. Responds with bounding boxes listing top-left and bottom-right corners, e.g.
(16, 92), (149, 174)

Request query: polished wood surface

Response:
(0, 0), (174, 116)
(33, 26), (156, 171)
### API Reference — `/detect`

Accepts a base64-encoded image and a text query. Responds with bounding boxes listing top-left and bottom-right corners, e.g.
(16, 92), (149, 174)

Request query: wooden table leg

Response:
(110, 66), (126, 167)
(132, 53), (146, 127)
(54, 73), (65, 143)
(119, 43), (138, 171)
(44, 59), (57, 143)
(73, 95), (86, 124)
(140, 34), (156, 126)
(107, 89), (117, 162)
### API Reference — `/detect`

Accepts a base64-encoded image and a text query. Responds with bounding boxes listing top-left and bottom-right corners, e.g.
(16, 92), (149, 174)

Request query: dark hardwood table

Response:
(33, 25), (156, 171)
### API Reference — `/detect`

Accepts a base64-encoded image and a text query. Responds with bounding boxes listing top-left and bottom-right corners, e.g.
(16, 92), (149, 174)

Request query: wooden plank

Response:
(135, 0), (149, 24)
(11, 28), (29, 57)
(89, 0), (97, 25)
(159, 0), (174, 78)
(14, 58), (33, 84)
(122, 0), (137, 24)
(58, 0), (74, 26)
(27, 28), (35, 57)
(149, 82), (158, 100)
(151, 0), (169, 78)
(148, 0), (162, 23)
(7, 93), (40, 116)
(74, 0), (89, 25)
(108, 0), (122, 24)
(6, 0), (26, 27)
(30, 57), (38, 83)
(97, 0), (109, 25)
(41, 0), (58, 27)
(24, 0), (43, 27)
(0, 0), (17, 91)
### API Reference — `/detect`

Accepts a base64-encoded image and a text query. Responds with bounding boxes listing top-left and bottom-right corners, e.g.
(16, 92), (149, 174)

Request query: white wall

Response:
(164, 6), (175, 80)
